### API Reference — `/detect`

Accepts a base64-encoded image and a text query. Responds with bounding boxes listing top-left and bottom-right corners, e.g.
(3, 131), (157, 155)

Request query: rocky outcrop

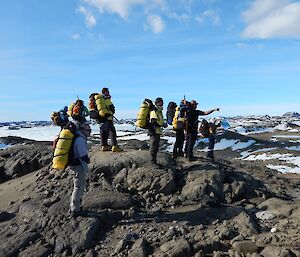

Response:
(0, 143), (299, 257)
(0, 143), (52, 180)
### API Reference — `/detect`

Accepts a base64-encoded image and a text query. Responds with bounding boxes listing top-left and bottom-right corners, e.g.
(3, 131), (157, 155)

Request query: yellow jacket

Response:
(95, 94), (114, 121)
(150, 107), (164, 135)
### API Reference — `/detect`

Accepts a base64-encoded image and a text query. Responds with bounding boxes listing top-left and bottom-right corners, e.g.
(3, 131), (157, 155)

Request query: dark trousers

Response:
(207, 134), (215, 158)
(149, 133), (160, 162)
(100, 120), (117, 146)
(185, 131), (198, 158)
(173, 129), (185, 156)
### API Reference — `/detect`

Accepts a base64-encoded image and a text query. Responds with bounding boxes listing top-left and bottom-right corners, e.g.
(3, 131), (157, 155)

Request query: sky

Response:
(1, 0), (300, 121)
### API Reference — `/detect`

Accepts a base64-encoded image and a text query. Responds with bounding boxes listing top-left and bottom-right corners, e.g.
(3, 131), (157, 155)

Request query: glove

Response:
(108, 104), (115, 114)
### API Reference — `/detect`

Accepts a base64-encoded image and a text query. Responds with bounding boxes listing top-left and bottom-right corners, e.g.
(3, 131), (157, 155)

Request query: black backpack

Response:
(166, 102), (177, 125)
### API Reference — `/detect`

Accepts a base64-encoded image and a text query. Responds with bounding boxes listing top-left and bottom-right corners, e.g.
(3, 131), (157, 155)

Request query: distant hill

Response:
(283, 112), (300, 118)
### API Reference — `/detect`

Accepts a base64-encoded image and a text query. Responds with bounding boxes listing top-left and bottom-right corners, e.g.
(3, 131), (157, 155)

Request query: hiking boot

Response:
(178, 151), (184, 157)
(112, 145), (123, 152)
(101, 146), (111, 151)
(188, 156), (197, 162)
(151, 160), (158, 165)
(70, 209), (89, 218)
(70, 210), (80, 219)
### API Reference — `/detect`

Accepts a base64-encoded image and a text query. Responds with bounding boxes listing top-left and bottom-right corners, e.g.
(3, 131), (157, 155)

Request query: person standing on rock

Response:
(69, 124), (91, 218)
(149, 97), (168, 165)
(172, 99), (190, 158)
(185, 100), (220, 161)
(97, 87), (122, 152)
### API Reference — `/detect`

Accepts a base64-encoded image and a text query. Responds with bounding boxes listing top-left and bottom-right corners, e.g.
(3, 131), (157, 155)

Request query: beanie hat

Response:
(155, 97), (163, 104)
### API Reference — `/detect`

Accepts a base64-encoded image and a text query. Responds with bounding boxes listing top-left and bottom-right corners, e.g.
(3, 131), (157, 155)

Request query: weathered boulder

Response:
(232, 212), (258, 237)
(260, 246), (295, 257)
(0, 231), (40, 257)
(45, 217), (100, 254)
(181, 169), (224, 202)
(0, 144), (52, 178)
(83, 190), (134, 210)
(127, 166), (176, 195)
(160, 238), (191, 257)
(232, 240), (258, 254)
(18, 202), (44, 219)
(18, 240), (52, 257)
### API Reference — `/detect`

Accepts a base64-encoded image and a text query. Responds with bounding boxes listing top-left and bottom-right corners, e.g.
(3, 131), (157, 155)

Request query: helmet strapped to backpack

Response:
(51, 111), (61, 126)
(136, 99), (155, 129)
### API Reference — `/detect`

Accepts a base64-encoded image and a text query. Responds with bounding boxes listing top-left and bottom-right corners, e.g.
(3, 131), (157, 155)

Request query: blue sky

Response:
(1, 0), (300, 121)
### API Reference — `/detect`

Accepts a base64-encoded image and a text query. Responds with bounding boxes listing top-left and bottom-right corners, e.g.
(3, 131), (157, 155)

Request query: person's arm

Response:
(201, 108), (220, 115)
(150, 110), (160, 127)
(75, 137), (90, 164)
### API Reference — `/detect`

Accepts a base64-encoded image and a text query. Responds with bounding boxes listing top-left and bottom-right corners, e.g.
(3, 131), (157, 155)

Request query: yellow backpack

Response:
(52, 122), (78, 170)
(136, 99), (154, 129)
(172, 106), (186, 130)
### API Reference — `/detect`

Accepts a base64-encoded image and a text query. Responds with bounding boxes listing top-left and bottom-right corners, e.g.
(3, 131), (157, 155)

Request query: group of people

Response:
(147, 97), (220, 165)
(52, 88), (220, 218)
(53, 87), (123, 218)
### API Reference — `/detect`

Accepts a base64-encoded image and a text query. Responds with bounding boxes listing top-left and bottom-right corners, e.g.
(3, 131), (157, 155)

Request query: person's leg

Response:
(153, 134), (160, 162)
(187, 132), (197, 161)
(149, 134), (156, 162)
(100, 121), (109, 149)
(186, 132), (193, 159)
(178, 129), (185, 156)
(108, 122), (118, 146)
(70, 165), (87, 213)
(108, 122), (122, 152)
(149, 133), (160, 163)
(207, 134), (215, 159)
(173, 130), (179, 157)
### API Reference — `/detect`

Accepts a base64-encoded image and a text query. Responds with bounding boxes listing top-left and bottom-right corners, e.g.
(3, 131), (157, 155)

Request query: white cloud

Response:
(242, 0), (300, 39)
(83, 0), (145, 19)
(169, 12), (190, 21)
(195, 10), (221, 25)
(71, 33), (81, 40)
(147, 14), (165, 34)
(77, 6), (96, 28)
(235, 42), (247, 48)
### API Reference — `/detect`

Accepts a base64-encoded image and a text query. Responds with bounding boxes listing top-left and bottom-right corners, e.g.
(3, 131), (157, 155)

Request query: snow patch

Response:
(286, 146), (300, 151)
(231, 140), (256, 151)
(272, 135), (300, 139)
(0, 143), (8, 150)
(267, 164), (300, 174)
(244, 153), (292, 161)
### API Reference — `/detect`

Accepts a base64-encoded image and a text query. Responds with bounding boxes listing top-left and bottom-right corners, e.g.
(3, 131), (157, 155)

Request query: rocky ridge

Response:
(0, 137), (299, 257)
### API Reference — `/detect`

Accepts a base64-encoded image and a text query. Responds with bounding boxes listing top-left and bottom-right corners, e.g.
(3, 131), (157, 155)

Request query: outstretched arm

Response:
(202, 108), (220, 115)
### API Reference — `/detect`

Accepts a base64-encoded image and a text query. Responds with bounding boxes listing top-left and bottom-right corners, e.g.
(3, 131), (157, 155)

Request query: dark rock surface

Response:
(0, 135), (299, 257)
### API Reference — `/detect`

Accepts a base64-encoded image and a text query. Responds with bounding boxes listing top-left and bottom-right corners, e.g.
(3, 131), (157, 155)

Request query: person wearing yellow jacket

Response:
(172, 100), (187, 158)
(149, 97), (167, 165)
(96, 87), (122, 152)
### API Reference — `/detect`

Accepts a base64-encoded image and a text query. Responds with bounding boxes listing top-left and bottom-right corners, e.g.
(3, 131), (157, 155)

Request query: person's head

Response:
(190, 100), (198, 110)
(79, 124), (91, 137)
(63, 106), (68, 112)
(155, 97), (164, 107)
(75, 99), (84, 106)
(102, 87), (110, 96)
